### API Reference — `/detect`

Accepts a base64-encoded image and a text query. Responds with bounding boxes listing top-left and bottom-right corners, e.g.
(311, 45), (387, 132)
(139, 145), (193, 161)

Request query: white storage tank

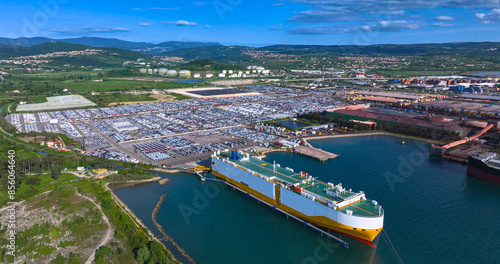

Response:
(158, 68), (168, 75)
(179, 70), (191, 77)
(167, 70), (178, 77)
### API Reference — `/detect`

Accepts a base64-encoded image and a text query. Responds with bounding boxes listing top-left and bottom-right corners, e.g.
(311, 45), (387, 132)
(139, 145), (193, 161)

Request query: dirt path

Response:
(74, 190), (112, 264)
(66, 170), (91, 178)
(0, 122), (13, 136)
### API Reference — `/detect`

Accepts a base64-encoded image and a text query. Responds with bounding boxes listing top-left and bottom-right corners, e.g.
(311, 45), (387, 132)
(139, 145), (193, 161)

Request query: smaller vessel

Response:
(401, 141), (405, 145)
(467, 151), (500, 184)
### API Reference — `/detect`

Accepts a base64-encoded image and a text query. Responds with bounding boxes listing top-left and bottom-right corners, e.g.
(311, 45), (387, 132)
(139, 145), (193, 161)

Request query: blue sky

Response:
(1, 0), (500, 46)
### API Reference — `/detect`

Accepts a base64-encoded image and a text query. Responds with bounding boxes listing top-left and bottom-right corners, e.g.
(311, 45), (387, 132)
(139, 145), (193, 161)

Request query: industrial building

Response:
(418, 100), (500, 117)
(459, 94), (500, 102)
(354, 91), (425, 102)
(361, 96), (404, 106)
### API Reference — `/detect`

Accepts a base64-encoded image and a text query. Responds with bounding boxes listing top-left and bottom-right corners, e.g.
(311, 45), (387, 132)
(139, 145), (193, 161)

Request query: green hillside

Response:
(0, 42), (150, 66)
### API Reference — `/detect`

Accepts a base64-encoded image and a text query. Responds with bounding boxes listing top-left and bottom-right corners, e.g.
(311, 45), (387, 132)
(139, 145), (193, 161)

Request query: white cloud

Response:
(288, 25), (350, 34)
(476, 9), (500, 23)
(284, 0), (499, 23)
(166, 20), (198, 26)
(288, 20), (422, 35)
(434, 15), (453, 21)
(51, 26), (130, 35)
(273, 3), (285, 6)
(139, 22), (154, 26)
(433, 22), (454, 27)
(205, 25), (211, 28)
(132, 8), (143, 11)
(374, 20), (422, 31)
(476, 13), (486, 19)
(193, 1), (206, 5)
(149, 7), (179, 11)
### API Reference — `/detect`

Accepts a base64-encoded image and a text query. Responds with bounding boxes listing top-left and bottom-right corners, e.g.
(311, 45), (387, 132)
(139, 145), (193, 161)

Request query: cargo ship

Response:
(211, 150), (384, 245)
(467, 151), (500, 184)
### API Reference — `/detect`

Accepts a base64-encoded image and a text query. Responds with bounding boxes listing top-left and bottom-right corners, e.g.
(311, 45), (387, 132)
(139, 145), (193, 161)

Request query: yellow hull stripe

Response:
(212, 170), (382, 242)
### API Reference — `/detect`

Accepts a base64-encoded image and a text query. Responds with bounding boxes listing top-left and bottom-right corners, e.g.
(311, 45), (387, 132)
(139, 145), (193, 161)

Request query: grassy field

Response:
(55, 79), (197, 93)
(168, 93), (193, 101)
(91, 93), (157, 106)
(0, 173), (78, 206)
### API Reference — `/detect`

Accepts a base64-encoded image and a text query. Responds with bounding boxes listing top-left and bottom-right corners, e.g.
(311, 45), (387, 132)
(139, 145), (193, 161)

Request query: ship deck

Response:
(219, 153), (380, 217)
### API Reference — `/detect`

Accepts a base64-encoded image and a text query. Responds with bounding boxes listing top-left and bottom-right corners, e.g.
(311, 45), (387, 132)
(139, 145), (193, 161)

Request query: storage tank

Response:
(193, 73), (201, 78)
(147, 69), (153, 74)
(139, 68), (147, 74)
(179, 70), (191, 77)
(158, 68), (168, 75)
(167, 70), (178, 77)
(228, 70), (233, 74)
(206, 73), (213, 78)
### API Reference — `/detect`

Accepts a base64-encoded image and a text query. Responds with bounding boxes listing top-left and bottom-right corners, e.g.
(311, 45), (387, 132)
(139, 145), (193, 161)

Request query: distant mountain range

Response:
(162, 42), (500, 62)
(0, 42), (150, 67)
(1, 36), (500, 67)
(0, 37), (223, 55)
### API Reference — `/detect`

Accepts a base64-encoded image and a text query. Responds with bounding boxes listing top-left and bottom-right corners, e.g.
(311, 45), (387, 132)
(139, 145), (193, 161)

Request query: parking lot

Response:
(7, 85), (345, 167)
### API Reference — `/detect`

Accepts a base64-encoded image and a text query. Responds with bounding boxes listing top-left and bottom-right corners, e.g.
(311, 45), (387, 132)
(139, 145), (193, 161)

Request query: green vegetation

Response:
(0, 169), (175, 263)
(166, 42), (500, 61)
(174, 59), (244, 72)
(0, 172), (77, 206)
(0, 42), (150, 66)
(169, 93), (193, 101)
(106, 167), (155, 182)
(91, 93), (156, 107)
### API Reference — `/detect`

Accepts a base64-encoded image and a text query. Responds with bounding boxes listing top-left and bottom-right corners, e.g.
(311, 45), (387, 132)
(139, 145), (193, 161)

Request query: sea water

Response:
(114, 135), (500, 263)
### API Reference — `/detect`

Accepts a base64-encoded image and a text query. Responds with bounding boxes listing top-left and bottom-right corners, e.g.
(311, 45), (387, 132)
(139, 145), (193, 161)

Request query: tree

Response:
(95, 245), (111, 262)
(67, 253), (79, 264)
(147, 241), (169, 264)
(95, 255), (104, 264)
(136, 247), (150, 264)
(25, 175), (41, 186)
(50, 254), (67, 264)
(51, 166), (61, 180)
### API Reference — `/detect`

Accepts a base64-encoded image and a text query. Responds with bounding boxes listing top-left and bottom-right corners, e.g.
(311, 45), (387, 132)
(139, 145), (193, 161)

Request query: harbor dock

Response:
(293, 145), (339, 161)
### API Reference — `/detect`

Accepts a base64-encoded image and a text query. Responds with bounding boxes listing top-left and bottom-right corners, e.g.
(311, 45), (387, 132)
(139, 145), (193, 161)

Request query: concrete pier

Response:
(293, 145), (339, 161)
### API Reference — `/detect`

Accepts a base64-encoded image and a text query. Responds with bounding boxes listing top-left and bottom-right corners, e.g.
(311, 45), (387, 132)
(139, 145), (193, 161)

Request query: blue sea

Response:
(114, 135), (500, 264)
